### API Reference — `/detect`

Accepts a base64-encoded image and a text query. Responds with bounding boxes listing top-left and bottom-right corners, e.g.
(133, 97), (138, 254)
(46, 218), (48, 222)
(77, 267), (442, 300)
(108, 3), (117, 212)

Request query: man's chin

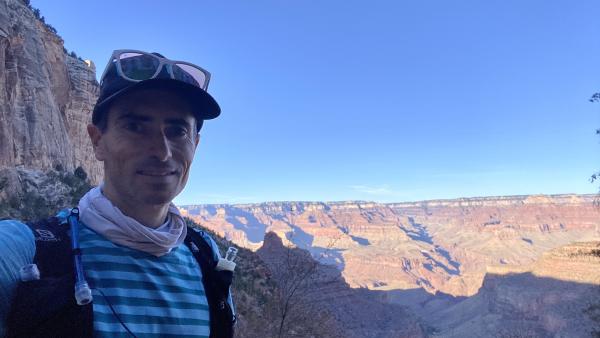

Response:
(138, 188), (178, 206)
(133, 180), (183, 206)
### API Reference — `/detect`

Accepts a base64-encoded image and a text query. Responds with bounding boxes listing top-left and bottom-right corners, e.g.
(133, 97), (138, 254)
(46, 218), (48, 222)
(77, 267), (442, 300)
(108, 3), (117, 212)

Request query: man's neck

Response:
(101, 186), (170, 229)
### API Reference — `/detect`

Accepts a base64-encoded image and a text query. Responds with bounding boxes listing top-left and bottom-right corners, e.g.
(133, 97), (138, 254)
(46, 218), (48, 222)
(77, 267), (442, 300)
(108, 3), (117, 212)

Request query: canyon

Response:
(180, 194), (600, 336)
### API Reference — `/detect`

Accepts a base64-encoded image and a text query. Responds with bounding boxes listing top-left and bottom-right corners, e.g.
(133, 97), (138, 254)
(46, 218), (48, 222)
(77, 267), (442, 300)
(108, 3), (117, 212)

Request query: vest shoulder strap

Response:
(26, 214), (73, 278)
(184, 227), (236, 338)
(185, 227), (218, 269)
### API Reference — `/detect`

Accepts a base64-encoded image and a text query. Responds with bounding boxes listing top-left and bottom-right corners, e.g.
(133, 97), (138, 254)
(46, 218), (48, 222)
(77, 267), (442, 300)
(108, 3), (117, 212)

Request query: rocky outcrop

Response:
(0, 166), (91, 220)
(0, 0), (101, 184)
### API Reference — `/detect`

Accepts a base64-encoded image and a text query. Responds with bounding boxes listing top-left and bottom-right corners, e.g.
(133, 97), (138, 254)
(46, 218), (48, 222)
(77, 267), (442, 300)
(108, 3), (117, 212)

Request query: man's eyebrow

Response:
(165, 118), (193, 129)
(116, 113), (193, 129)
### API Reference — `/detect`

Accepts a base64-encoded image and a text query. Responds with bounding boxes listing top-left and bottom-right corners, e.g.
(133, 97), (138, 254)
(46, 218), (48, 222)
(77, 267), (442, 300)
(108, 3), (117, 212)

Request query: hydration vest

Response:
(6, 210), (236, 338)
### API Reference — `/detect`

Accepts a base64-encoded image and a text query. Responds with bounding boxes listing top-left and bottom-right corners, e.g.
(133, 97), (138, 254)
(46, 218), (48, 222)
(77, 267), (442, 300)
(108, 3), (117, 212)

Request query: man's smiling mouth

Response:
(137, 170), (177, 176)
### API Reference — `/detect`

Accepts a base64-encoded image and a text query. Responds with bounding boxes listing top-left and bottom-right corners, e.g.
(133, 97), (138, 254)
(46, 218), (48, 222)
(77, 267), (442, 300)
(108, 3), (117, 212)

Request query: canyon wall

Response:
(0, 0), (101, 185)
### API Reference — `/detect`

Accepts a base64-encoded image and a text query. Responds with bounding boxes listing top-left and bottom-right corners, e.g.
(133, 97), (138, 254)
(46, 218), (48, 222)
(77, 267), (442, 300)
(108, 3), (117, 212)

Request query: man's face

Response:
(88, 88), (199, 208)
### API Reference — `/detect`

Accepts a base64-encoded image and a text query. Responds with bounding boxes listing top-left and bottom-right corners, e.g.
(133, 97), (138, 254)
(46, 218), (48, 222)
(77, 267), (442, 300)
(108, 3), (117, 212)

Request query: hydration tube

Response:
(67, 207), (93, 305)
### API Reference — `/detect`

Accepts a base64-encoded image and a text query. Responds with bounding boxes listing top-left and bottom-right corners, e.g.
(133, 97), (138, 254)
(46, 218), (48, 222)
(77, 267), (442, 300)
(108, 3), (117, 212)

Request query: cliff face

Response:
(0, 0), (101, 184)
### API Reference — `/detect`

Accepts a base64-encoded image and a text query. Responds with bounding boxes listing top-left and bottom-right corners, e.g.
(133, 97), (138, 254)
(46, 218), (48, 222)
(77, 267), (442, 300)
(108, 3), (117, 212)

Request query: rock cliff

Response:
(0, 0), (101, 185)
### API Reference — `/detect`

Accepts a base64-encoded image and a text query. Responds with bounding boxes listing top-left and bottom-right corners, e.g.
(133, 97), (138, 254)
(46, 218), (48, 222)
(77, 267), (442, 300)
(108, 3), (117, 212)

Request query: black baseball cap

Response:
(92, 50), (221, 131)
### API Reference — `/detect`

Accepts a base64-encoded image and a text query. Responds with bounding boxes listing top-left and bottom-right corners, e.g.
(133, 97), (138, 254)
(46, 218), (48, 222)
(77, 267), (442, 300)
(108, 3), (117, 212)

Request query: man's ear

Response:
(194, 133), (200, 149)
(87, 124), (106, 161)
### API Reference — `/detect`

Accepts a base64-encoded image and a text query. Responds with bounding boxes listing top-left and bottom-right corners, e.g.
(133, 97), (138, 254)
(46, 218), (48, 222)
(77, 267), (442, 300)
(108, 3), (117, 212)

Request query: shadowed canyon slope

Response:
(426, 241), (600, 337)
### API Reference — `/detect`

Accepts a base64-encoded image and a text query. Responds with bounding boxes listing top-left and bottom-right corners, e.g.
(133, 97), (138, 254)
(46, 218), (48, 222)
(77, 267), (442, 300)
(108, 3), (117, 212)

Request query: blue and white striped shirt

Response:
(80, 225), (211, 337)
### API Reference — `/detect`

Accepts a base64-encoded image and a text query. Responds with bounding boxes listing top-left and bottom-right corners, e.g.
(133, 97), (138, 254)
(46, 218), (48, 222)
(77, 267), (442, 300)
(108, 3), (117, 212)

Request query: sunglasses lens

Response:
(119, 52), (160, 80)
(173, 63), (208, 89)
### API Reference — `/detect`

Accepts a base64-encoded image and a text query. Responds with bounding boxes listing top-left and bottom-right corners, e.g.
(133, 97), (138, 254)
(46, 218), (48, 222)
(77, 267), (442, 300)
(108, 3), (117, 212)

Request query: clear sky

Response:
(33, 0), (600, 205)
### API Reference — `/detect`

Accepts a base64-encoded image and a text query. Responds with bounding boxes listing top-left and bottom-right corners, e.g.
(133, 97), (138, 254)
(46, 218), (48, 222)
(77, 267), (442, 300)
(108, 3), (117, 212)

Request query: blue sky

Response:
(33, 0), (600, 204)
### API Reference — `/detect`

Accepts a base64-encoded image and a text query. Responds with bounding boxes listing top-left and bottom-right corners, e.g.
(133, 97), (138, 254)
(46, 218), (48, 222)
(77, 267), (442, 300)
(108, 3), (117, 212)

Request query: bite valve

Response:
(216, 247), (239, 271)
(75, 281), (93, 305)
(225, 247), (238, 262)
(19, 264), (40, 281)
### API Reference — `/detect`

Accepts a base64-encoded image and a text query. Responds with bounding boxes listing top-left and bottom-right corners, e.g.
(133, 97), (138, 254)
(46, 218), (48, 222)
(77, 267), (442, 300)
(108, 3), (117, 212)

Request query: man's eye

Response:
(165, 126), (189, 138)
(124, 122), (143, 133)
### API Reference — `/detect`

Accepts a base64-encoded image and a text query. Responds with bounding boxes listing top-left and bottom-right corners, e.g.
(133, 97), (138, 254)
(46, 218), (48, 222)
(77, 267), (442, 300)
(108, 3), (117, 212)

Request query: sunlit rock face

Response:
(180, 194), (600, 297)
(0, 0), (101, 184)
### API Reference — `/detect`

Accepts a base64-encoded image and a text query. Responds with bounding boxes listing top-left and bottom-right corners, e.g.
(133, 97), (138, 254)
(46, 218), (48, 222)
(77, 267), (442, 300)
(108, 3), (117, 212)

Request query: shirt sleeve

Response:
(0, 220), (35, 337)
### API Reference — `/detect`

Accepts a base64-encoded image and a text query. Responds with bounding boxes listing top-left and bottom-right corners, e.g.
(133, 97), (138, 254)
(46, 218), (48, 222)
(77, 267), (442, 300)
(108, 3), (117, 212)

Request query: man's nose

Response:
(147, 130), (172, 161)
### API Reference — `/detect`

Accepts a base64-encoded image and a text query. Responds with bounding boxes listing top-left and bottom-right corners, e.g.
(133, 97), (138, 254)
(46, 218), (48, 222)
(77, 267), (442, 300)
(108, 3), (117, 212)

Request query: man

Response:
(0, 50), (235, 338)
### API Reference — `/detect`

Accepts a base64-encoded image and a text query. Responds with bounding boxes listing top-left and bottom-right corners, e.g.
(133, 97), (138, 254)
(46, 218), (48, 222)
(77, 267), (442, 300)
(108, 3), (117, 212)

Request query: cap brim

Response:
(93, 78), (221, 122)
